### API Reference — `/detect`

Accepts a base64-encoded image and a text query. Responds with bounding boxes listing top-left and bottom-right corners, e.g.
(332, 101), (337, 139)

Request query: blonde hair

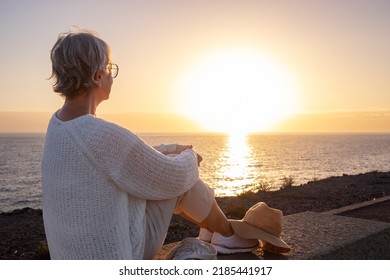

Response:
(50, 30), (111, 98)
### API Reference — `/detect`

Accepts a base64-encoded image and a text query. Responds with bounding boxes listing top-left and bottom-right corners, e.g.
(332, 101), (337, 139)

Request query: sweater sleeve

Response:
(117, 138), (199, 200)
(78, 120), (200, 200)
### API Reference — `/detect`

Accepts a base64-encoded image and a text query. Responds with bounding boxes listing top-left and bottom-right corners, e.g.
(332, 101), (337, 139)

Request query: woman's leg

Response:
(143, 180), (227, 259)
(179, 199), (234, 236)
(175, 180), (258, 254)
(143, 198), (177, 259)
(174, 180), (234, 236)
(144, 180), (256, 259)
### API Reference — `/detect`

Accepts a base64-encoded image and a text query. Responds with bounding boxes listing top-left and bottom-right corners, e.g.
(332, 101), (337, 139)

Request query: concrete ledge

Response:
(323, 196), (390, 215)
(281, 212), (390, 259)
(156, 212), (390, 260)
(156, 197), (390, 260)
(220, 212), (390, 260)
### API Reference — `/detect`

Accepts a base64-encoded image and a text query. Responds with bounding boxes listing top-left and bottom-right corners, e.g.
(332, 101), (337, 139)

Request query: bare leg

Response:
(175, 180), (259, 254)
(179, 199), (234, 237)
(177, 184), (258, 254)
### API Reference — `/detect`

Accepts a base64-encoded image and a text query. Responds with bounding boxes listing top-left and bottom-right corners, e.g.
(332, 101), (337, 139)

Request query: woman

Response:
(41, 30), (258, 259)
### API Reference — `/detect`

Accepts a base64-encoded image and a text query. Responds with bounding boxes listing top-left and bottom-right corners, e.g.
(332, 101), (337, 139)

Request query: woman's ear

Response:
(94, 70), (103, 86)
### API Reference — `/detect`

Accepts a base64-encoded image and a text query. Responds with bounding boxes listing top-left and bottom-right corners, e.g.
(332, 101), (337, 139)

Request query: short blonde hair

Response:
(50, 30), (111, 98)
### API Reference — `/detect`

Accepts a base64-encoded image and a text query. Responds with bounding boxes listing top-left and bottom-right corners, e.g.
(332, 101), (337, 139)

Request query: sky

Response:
(1, 0), (390, 133)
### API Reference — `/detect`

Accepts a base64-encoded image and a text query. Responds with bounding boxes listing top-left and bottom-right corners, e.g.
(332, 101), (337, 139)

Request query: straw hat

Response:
(229, 202), (291, 253)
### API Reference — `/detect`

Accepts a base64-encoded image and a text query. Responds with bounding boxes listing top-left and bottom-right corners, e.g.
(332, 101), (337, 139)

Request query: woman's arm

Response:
(78, 118), (201, 201)
(113, 138), (200, 200)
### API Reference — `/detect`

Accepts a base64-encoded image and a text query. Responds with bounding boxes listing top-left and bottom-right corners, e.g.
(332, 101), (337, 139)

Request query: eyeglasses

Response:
(105, 63), (119, 78)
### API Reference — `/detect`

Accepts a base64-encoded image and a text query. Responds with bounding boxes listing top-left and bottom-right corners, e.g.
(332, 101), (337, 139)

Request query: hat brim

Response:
(229, 219), (291, 253)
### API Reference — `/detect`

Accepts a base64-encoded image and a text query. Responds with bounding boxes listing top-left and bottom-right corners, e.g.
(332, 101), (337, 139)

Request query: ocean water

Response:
(1, 132), (390, 213)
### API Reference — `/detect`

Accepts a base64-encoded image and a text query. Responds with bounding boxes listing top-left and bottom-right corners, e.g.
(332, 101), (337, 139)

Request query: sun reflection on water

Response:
(214, 133), (257, 196)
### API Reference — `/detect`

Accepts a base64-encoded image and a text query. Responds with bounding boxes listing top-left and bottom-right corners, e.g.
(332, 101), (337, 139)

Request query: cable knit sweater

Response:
(41, 113), (199, 259)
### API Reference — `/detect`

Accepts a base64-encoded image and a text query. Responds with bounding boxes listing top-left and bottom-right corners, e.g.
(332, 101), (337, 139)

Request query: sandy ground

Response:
(1, 171), (389, 260)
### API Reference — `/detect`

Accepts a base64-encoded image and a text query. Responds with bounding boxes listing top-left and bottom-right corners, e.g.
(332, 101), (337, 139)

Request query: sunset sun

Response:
(174, 48), (300, 134)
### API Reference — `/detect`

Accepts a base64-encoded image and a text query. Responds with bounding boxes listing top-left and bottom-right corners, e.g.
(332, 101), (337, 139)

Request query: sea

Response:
(1, 132), (390, 213)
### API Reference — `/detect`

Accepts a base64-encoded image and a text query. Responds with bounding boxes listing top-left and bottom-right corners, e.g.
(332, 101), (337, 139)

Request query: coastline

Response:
(1, 170), (389, 260)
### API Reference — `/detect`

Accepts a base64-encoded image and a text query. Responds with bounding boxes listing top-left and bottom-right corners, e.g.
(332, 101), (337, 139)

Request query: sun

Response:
(173, 48), (300, 134)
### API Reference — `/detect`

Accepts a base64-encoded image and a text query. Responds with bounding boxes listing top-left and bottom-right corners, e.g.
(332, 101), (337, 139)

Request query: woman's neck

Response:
(57, 92), (101, 121)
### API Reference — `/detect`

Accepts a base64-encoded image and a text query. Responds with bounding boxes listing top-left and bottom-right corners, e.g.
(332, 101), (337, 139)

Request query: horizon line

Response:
(1, 111), (390, 134)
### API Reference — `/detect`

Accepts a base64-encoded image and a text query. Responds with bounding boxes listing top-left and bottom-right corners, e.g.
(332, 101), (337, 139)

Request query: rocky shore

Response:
(1, 171), (389, 260)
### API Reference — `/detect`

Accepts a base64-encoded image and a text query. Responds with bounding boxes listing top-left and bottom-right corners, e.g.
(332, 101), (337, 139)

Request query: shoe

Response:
(168, 238), (217, 260)
(198, 228), (213, 243)
(211, 232), (259, 254)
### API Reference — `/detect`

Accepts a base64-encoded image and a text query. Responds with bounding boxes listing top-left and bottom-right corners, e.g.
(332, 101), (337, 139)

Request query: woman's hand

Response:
(175, 144), (193, 154)
(161, 144), (192, 155)
(163, 144), (203, 166)
(195, 152), (203, 166)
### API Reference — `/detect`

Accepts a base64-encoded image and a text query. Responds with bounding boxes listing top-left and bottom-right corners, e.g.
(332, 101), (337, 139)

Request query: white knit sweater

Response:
(41, 114), (199, 259)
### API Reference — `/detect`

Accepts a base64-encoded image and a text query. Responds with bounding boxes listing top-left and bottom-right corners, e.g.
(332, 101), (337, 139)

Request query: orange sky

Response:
(1, 1), (390, 133)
